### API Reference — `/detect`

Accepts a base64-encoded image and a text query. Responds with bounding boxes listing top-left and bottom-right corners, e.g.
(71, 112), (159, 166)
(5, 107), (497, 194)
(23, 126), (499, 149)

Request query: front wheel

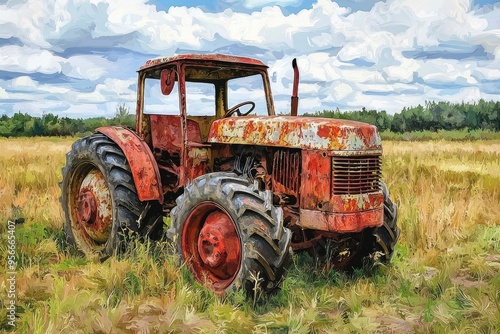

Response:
(168, 172), (292, 296)
(312, 182), (400, 270)
(370, 182), (400, 263)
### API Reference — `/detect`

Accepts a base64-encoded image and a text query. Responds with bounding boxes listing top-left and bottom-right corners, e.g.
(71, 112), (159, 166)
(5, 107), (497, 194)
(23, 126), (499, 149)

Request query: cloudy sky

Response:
(0, 0), (499, 117)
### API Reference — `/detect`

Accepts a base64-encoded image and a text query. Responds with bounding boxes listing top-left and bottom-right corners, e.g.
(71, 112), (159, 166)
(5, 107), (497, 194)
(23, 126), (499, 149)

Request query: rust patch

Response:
(186, 147), (210, 183)
(207, 116), (382, 151)
(182, 203), (242, 294)
(300, 208), (383, 233)
(316, 124), (332, 139)
(150, 115), (202, 152)
(272, 149), (300, 198)
(331, 193), (383, 213)
(78, 191), (97, 224)
(96, 126), (163, 203)
(77, 168), (112, 243)
(300, 151), (331, 211)
(140, 54), (267, 71)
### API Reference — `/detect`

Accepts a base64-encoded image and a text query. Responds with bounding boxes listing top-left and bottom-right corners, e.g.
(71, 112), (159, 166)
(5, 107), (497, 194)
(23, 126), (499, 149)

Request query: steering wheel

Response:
(223, 101), (256, 118)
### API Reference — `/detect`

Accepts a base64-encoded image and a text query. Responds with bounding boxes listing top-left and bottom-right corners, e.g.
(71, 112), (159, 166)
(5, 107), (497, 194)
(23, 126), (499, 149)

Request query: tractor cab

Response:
(137, 54), (275, 141)
(135, 54), (276, 190)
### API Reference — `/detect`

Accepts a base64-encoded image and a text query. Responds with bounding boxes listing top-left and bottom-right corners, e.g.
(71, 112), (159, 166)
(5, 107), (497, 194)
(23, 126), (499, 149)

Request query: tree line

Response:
(0, 100), (498, 137)
(0, 104), (135, 137)
(305, 99), (499, 132)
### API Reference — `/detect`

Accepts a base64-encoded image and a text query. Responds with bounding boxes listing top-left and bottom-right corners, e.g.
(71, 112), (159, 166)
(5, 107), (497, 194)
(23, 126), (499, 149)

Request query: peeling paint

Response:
(77, 169), (112, 243)
(208, 116), (381, 151)
(300, 208), (383, 233)
(97, 126), (163, 203)
(140, 54), (267, 71)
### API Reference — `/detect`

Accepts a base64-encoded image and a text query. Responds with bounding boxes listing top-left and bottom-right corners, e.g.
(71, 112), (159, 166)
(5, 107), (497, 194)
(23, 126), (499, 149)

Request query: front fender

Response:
(96, 126), (163, 204)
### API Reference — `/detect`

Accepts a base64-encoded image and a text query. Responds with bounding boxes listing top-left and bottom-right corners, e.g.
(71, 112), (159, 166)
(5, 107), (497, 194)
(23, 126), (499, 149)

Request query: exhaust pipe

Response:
(291, 58), (299, 116)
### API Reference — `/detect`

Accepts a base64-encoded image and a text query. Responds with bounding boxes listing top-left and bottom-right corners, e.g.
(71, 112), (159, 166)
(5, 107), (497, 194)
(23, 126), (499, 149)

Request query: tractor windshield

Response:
(143, 63), (273, 117)
(226, 74), (268, 117)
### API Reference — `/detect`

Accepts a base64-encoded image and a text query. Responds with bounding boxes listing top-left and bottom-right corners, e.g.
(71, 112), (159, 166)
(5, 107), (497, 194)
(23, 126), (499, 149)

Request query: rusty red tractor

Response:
(61, 54), (400, 296)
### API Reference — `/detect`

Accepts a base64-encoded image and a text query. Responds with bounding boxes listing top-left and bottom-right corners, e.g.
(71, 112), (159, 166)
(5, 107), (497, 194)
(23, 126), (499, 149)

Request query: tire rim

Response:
(182, 202), (241, 293)
(70, 166), (113, 251)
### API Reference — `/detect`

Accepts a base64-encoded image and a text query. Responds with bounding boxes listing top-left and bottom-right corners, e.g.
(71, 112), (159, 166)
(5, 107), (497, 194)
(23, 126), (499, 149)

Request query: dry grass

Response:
(0, 137), (499, 333)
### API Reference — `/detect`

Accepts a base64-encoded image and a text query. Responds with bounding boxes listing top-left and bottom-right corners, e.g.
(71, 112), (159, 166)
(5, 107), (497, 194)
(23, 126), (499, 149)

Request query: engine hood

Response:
(207, 116), (382, 151)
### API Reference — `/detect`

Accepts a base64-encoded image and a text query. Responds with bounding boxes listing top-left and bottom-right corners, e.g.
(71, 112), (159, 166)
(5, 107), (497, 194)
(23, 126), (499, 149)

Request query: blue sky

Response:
(0, 0), (499, 117)
(150, 0), (499, 13)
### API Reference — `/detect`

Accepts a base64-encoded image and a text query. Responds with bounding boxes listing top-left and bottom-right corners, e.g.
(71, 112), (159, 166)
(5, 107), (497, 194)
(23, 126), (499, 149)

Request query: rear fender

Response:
(96, 126), (163, 204)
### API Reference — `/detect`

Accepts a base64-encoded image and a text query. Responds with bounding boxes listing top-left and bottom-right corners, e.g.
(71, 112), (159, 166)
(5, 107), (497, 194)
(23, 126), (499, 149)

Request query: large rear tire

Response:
(61, 133), (148, 259)
(168, 172), (292, 296)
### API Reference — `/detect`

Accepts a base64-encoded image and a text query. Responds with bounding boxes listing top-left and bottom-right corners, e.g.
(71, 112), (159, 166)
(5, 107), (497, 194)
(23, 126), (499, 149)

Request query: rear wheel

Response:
(168, 172), (292, 296)
(61, 133), (147, 259)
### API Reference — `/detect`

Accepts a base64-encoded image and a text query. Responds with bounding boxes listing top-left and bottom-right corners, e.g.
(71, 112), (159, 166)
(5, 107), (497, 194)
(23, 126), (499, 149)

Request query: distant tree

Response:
(492, 102), (500, 131)
(390, 113), (406, 133)
(113, 103), (135, 127)
(305, 107), (393, 132)
(83, 117), (108, 132)
(0, 116), (16, 137)
(31, 117), (44, 136)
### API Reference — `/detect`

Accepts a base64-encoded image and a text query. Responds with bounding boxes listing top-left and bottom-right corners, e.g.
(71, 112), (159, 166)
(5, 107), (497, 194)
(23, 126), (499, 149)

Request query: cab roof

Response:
(140, 54), (267, 71)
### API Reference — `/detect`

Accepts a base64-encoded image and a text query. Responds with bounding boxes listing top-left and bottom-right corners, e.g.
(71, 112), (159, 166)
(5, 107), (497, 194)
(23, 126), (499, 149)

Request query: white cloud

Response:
(453, 86), (482, 103)
(62, 102), (118, 118)
(383, 51), (420, 83)
(0, 45), (63, 74)
(63, 55), (112, 81)
(347, 89), (427, 112)
(10, 76), (38, 90)
(0, 87), (8, 99)
(331, 82), (354, 101)
(10, 100), (68, 117)
(357, 82), (421, 94)
(296, 96), (323, 113)
(417, 59), (478, 85)
(0, 0), (70, 49)
(243, 0), (303, 9)
(72, 78), (136, 103)
(9, 76), (72, 95)
(474, 66), (500, 81)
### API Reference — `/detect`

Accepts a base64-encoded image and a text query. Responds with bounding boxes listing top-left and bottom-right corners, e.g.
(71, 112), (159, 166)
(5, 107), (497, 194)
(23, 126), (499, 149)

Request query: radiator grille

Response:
(272, 150), (300, 196)
(332, 155), (381, 195)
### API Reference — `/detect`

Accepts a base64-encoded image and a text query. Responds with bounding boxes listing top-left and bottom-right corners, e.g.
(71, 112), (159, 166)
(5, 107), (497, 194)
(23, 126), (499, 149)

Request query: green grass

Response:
(380, 129), (500, 141)
(0, 137), (499, 333)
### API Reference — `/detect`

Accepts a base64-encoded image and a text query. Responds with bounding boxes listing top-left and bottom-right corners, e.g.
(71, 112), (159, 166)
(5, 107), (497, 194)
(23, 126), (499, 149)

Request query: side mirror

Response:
(161, 68), (176, 95)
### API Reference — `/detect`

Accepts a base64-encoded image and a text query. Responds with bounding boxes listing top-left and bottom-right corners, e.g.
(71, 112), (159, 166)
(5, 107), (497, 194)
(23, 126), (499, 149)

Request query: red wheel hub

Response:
(71, 168), (112, 246)
(78, 190), (97, 224)
(182, 204), (241, 293)
(198, 211), (235, 268)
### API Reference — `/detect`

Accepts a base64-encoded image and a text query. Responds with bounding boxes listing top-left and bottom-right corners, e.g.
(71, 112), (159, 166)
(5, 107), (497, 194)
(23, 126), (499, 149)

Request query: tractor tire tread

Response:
(61, 133), (145, 259)
(168, 172), (292, 296)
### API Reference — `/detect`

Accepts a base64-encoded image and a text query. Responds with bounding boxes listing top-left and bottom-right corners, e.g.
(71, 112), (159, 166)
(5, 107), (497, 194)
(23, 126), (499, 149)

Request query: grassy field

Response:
(0, 137), (499, 333)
